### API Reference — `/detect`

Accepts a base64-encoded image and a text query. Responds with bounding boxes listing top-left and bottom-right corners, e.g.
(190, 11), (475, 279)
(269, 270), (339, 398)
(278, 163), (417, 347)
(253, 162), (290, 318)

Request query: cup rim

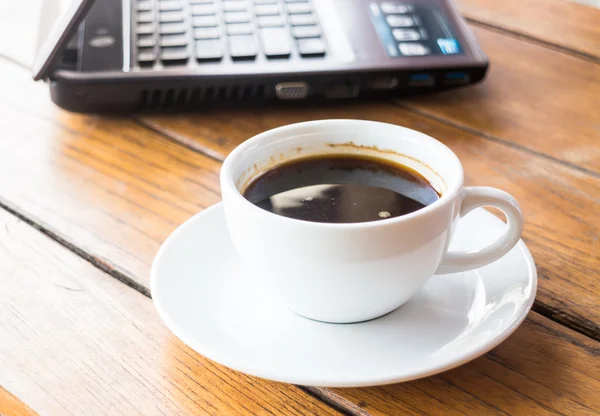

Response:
(221, 119), (464, 229)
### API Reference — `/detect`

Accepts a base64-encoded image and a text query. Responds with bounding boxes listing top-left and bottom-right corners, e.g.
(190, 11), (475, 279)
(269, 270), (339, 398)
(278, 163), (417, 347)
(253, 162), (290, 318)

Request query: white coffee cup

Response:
(220, 120), (524, 323)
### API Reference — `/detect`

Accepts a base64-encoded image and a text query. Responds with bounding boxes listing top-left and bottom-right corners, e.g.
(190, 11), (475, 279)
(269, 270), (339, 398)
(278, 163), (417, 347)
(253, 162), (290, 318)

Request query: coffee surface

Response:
(243, 155), (440, 224)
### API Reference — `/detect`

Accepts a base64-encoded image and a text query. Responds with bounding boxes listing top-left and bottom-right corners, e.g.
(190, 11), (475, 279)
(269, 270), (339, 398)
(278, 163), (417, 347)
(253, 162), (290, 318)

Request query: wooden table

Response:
(1, 0), (599, 414)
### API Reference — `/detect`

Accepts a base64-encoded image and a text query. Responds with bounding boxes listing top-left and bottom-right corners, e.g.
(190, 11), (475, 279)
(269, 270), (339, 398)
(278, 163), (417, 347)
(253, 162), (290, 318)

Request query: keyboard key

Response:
(291, 25), (320, 38)
(286, 3), (311, 14)
(196, 39), (224, 61)
(137, 11), (154, 23)
(398, 42), (429, 55)
(297, 37), (325, 56)
(224, 12), (251, 23)
(254, 0), (276, 4)
(227, 23), (254, 35)
(392, 28), (421, 41)
(137, 35), (156, 47)
(228, 35), (258, 60)
(255, 4), (280, 15)
(137, 23), (155, 35)
(258, 15), (285, 27)
(191, 4), (216, 15)
(386, 15), (414, 27)
(223, 1), (248, 11)
(161, 46), (189, 62)
(137, 1), (152, 11)
(137, 48), (157, 63)
(190, 0), (214, 3)
(259, 28), (291, 58)
(160, 34), (188, 46)
(160, 23), (187, 34)
(193, 15), (219, 26)
(289, 13), (316, 26)
(380, 2), (413, 14)
(285, 0), (308, 2)
(159, 11), (184, 22)
(158, 1), (183, 11)
(194, 27), (221, 39)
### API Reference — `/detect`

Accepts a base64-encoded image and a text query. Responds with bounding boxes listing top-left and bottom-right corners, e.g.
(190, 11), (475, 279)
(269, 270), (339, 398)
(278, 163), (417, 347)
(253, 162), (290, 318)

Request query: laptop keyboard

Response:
(134, 0), (327, 67)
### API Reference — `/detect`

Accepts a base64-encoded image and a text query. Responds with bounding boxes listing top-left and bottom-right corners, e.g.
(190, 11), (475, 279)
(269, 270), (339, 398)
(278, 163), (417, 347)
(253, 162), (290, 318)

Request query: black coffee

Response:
(243, 155), (440, 223)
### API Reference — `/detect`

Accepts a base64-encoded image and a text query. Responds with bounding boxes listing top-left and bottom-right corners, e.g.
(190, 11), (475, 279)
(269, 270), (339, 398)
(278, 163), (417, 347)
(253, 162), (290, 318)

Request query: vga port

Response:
(275, 82), (310, 100)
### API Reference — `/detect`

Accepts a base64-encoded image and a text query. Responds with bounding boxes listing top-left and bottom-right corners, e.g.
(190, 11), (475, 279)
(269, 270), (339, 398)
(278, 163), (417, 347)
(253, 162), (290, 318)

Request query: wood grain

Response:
(330, 313), (600, 416)
(0, 209), (340, 416)
(0, 60), (221, 288)
(0, 387), (37, 416)
(140, 101), (600, 339)
(1, 167), (599, 416)
(403, 27), (600, 175)
(0, 1), (597, 414)
(1, 0), (598, 174)
(0, 12), (598, 416)
(457, 0), (600, 59)
(1, 54), (598, 335)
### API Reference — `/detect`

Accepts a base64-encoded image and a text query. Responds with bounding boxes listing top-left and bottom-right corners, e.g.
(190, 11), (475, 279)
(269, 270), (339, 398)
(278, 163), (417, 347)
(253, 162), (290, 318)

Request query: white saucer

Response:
(151, 203), (537, 387)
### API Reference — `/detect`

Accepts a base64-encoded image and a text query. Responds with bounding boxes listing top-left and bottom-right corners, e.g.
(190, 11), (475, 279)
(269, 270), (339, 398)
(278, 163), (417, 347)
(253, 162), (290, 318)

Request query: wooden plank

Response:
(1, 170), (599, 416)
(0, 209), (340, 416)
(403, 26), (600, 174)
(1, 55), (598, 335)
(5, 4), (599, 174)
(1, 0), (598, 175)
(0, 61), (221, 288)
(0, 5), (596, 415)
(0, 387), (37, 416)
(329, 313), (600, 415)
(140, 101), (600, 339)
(457, 0), (600, 59)
(0, 48), (599, 416)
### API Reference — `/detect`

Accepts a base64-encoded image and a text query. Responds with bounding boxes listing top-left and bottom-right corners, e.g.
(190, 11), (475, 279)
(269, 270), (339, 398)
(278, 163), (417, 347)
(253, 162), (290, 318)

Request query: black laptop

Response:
(33, 0), (488, 113)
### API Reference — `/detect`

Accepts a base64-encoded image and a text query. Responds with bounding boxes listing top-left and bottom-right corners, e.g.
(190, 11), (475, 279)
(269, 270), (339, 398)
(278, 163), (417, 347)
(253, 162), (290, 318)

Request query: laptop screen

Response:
(32, 0), (95, 80)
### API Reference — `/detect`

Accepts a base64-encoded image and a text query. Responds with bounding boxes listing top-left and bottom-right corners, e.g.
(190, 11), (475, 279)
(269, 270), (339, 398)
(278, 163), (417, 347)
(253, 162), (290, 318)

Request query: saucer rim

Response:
(151, 202), (537, 387)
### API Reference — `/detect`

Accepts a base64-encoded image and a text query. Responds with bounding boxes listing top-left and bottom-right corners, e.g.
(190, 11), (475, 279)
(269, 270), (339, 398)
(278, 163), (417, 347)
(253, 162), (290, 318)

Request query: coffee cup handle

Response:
(436, 187), (524, 274)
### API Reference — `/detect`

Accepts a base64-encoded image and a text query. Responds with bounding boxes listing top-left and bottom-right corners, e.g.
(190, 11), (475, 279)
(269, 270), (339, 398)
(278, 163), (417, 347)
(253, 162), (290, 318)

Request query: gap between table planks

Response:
(1, 44), (599, 339)
(0, 387), (37, 416)
(457, 0), (600, 61)
(400, 26), (600, 177)
(0, 209), (345, 416)
(137, 23), (600, 336)
(0, 2), (598, 412)
(0, 66), (599, 414)
(1, 178), (599, 415)
(2, 0), (598, 174)
(139, 111), (600, 342)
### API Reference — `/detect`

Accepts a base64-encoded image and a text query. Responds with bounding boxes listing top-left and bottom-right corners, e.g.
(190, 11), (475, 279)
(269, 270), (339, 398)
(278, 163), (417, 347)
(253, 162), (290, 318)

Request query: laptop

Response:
(33, 0), (488, 113)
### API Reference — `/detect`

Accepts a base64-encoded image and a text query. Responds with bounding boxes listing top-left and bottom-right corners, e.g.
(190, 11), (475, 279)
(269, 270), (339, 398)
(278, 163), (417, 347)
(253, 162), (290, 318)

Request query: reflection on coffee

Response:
(243, 155), (440, 223)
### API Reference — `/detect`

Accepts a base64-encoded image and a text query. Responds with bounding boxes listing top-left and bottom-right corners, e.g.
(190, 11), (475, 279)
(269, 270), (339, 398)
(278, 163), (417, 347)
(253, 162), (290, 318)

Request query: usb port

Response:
(408, 73), (434, 87)
(444, 72), (470, 85)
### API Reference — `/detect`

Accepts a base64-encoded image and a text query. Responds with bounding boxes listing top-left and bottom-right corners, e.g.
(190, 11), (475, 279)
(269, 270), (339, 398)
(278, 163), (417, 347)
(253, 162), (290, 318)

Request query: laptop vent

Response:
(138, 84), (268, 111)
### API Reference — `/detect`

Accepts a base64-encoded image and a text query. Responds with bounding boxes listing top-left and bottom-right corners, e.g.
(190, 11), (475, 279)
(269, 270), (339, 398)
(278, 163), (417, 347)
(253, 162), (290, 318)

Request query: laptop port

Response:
(325, 80), (359, 99)
(275, 82), (310, 100)
(368, 76), (399, 90)
(408, 73), (434, 87)
(444, 72), (470, 85)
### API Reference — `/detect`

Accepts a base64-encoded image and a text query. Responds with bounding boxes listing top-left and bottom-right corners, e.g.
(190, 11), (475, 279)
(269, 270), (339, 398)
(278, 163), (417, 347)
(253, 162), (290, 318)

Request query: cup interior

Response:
(223, 120), (462, 204)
